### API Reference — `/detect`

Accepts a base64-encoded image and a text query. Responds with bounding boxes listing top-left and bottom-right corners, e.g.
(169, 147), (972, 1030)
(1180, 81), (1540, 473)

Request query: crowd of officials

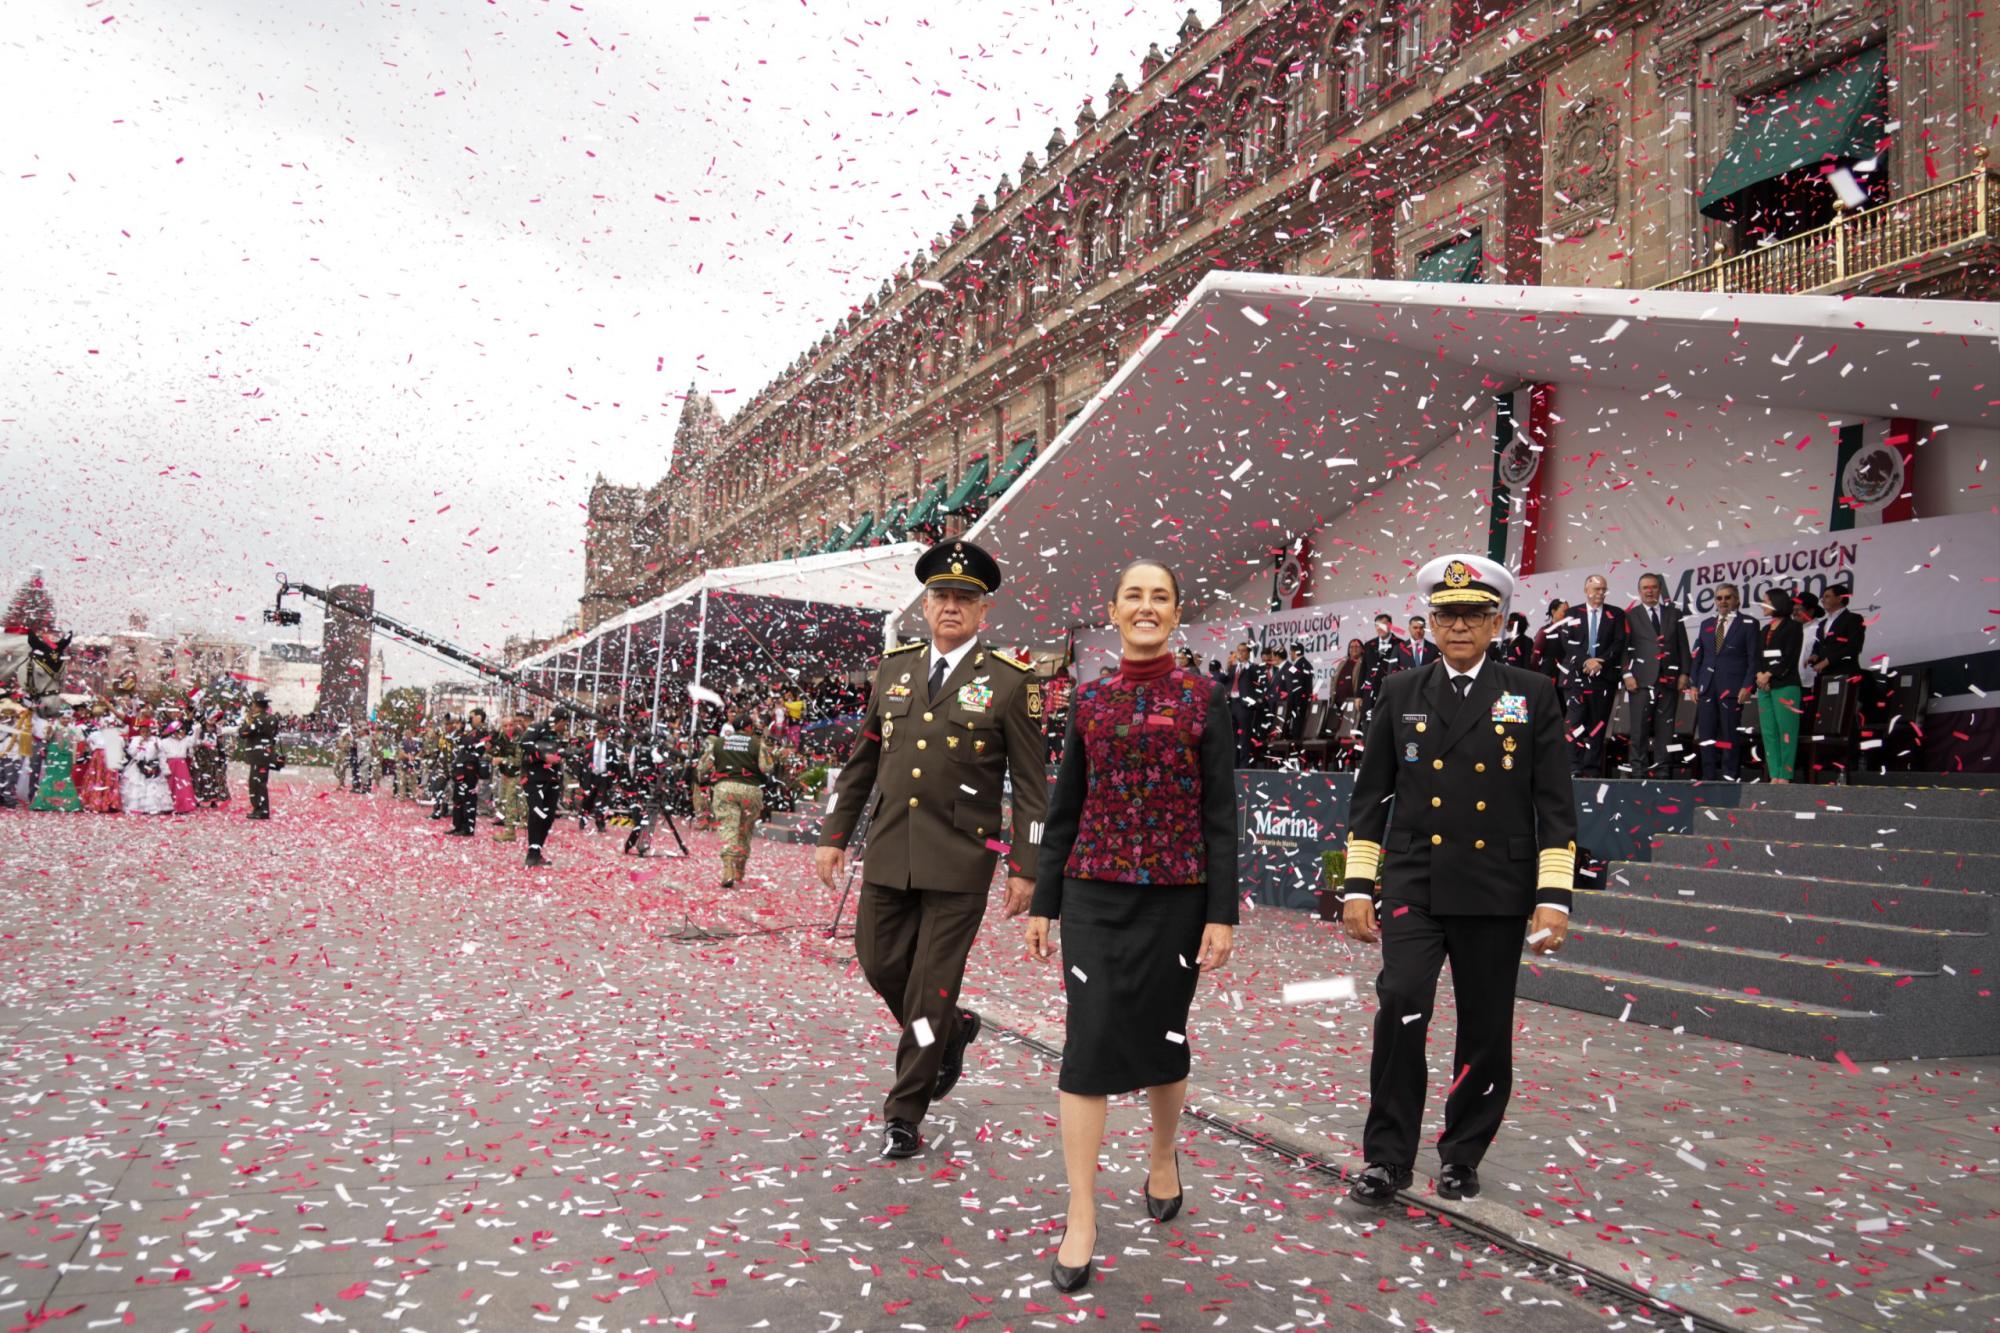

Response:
(1192, 574), (1868, 783)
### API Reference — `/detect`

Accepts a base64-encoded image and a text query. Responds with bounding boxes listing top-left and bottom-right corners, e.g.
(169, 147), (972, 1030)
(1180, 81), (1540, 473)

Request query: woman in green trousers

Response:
(1756, 587), (1805, 782)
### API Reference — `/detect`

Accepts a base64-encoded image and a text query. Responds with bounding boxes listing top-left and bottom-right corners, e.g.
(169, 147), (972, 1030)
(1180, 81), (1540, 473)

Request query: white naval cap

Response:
(1415, 553), (1516, 616)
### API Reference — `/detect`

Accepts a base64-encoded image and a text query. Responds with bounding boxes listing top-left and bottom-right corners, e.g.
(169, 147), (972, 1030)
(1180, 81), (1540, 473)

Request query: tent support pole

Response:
(689, 588), (710, 735)
(618, 626), (633, 723)
(650, 606), (668, 732)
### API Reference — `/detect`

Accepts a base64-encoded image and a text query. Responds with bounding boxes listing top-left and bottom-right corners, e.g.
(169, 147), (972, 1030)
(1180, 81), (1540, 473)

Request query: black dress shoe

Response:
(881, 1118), (922, 1159)
(932, 1009), (982, 1101)
(1048, 1228), (1093, 1293)
(1348, 1161), (1413, 1205)
(1143, 1151), (1183, 1223)
(524, 852), (548, 868)
(1436, 1163), (1480, 1200)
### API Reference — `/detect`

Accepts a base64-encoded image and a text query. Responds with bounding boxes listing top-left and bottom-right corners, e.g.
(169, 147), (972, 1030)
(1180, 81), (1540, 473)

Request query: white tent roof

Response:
(519, 542), (924, 669)
(914, 273), (2000, 640)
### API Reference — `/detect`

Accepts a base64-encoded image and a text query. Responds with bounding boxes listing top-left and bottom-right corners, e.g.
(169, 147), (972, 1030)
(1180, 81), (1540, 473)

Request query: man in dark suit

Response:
(817, 539), (1048, 1160)
(1250, 644), (1285, 766)
(1686, 582), (1759, 780)
(1358, 614), (1411, 730)
(1621, 573), (1687, 777)
(1224, 643), (1255, 766)
(1808, 583), (1867, 678)
(1282, 643), (1316, 741)
(1406, 616), (1437, 670)
(1561, 574), (1628, 776)
(1340, 554), (1577, 1206)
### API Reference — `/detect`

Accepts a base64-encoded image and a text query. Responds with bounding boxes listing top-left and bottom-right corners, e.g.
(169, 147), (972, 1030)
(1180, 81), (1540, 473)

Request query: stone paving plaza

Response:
(1, 771), (1992, 1332)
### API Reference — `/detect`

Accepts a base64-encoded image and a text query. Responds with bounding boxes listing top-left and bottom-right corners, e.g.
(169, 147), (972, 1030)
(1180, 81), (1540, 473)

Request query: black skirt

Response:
(1056, 878), (1209, 1096)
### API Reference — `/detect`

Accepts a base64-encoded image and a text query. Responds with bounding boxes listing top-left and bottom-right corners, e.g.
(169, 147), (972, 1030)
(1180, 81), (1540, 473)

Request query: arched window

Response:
(1332, 12), (1369, 117)
(1230, 91), (1261, 180)
(1279, 51), (1312, 154)
(1388, 0), (1425, 81)
(1105, 187), (1127, 266)
(1078, 201), (1105, 282)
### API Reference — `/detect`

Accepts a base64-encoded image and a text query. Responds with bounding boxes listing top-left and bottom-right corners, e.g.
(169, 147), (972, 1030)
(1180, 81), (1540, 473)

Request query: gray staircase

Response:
(1520, 779), (2000, 1060)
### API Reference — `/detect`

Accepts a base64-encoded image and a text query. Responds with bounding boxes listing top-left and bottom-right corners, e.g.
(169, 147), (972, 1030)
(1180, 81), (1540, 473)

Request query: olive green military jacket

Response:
(820, 638), (1048, 893)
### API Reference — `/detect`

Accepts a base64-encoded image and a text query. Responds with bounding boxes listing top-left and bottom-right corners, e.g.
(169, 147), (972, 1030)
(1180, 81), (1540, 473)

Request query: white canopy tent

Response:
(910, 273), (2000, 642)
(517, 542), (924, 725)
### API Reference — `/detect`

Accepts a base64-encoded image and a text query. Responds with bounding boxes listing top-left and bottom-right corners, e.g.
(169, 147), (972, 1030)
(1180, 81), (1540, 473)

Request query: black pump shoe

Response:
(1048, 1227), (1094, 1293)
(1143, 1151), (1184, 1223)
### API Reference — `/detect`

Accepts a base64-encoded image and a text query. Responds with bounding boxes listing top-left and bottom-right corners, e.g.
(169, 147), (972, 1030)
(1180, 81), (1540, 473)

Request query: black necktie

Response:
(928, 657), (949, 704)
(1651, 606), (1661, 635)
(1441, 672), (1470, 725)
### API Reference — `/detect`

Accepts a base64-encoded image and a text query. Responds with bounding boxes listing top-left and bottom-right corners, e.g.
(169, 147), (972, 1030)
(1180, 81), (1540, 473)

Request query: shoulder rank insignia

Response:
(994, 650), (1032, 671)
(884, 641), (926, 657)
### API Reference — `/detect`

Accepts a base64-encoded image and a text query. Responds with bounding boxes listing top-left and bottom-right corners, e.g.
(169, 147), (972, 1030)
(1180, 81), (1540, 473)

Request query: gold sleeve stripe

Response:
(1345, 839), (1383, 883)
(1538, 845), (1578, 892)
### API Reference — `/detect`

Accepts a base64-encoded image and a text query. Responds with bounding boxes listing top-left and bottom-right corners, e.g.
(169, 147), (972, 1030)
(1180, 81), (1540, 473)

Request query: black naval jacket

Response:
(1343, 658), (1578, 916)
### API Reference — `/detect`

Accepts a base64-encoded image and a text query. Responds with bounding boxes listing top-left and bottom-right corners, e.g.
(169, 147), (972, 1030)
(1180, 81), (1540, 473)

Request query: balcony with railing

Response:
(1656, 160), (1998, 295)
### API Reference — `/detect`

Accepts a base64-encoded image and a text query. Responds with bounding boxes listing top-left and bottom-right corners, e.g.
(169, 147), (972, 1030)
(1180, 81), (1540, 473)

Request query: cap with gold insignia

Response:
(915, 538), (1002, 595)
(1416, 553), (1514, 614)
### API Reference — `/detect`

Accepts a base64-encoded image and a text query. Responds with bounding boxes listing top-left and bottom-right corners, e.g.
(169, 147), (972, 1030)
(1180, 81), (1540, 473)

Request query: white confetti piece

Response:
(1070, 966), (1087, 983)
(911, 1017), (935, 1048)
(1526, 928), (1552, 944)
(1239, 306), (1267, 326)
(1164, 1031), (1185, 1044)
(1281, 977), (1358, 1004)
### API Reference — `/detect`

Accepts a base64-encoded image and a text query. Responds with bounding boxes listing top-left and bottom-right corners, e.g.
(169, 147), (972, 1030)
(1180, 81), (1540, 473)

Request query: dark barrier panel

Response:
(1235, 774), (1747, 910)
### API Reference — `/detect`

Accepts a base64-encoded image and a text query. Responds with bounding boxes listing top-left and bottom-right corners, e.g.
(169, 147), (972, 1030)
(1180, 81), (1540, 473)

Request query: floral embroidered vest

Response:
(1065, 664), (1214, 885)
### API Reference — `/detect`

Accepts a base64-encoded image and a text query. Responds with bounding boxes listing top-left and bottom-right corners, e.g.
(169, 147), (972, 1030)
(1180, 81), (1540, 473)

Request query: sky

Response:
(0, 0), (1177, 684)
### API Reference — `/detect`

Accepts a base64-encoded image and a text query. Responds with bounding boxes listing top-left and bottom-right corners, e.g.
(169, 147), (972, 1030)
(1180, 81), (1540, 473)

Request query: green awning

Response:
(1699, 47), (1888, 217)
(877, 498), (910, 542)
(985, 436), (1038, 499)
(1415, 231), (1482, 283)
(943, 457), (991, 516)
(904, 475), (949, 531)
(829, 512), (875, 552)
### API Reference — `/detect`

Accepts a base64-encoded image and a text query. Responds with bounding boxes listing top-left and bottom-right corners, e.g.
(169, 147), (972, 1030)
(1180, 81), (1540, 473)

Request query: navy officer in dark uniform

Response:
(816, 538), (1048, 1160)
(1339, 553), (1579, 1205)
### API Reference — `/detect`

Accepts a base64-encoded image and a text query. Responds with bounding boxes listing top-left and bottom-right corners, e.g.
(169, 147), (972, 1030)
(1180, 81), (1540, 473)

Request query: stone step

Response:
(1517, 957), (1884, 1060)
(1604, 860), (1995, 934)
(1688, 805), (2000, 856)
(1849, 771), (1999, 791)
(1575, 888), (1959, 972)
(1559, 928), (1915, 1012)
(1740, 783), (1998, 822)
(1650, 833), (2000, 897)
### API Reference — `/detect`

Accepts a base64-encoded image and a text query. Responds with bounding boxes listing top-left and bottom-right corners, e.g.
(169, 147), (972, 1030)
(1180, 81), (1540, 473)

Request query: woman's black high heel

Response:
(1049, 1226), (1094, 1292)
(1143, 1151), (1184, 1223)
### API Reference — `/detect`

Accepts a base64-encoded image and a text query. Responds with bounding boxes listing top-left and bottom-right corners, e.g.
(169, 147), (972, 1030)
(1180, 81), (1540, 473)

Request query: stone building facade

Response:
(576, 0), (1998, 635)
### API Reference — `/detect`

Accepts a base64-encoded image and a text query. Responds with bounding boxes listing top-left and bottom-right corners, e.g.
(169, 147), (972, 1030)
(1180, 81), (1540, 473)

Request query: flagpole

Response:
(688, 587), (709, 735)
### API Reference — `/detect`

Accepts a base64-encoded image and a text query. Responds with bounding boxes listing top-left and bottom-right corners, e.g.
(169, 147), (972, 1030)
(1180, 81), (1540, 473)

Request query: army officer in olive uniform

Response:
(817, 539), (1049, 1160)
(1340, 554), (1579, 1207)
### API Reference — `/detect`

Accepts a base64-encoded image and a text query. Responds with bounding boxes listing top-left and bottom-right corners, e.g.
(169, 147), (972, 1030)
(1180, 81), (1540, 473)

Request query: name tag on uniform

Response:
(957, 681), (993, 712)
(1401, 713), (1427, 724)
(1491, 693), (1529, 724)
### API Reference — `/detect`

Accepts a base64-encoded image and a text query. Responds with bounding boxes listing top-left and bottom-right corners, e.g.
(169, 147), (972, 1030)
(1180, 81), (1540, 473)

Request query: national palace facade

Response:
(573, 0), (1998, 635)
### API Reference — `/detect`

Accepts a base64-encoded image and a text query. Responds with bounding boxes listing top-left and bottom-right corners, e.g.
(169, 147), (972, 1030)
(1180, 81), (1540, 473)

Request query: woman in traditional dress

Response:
(158, 717), (198, 814)
(121, 714), (174, 815)
(78, 709), (125, 813)
(30, 711), (82, 812)
(1024, 558), (1238, 1294)
(189, 711), (230, 806)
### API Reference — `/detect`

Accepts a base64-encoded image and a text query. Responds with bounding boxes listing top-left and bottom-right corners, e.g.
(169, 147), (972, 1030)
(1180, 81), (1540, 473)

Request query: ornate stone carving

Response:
(1551, 97), (1619, 226)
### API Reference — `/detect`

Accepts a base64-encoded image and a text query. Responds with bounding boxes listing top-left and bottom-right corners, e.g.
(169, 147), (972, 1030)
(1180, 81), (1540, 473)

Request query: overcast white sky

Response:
(1, 0), (1177, 683)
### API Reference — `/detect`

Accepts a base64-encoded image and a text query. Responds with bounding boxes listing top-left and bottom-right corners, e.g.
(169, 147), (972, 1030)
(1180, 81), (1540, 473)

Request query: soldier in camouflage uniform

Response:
(698, 718), (774, 886)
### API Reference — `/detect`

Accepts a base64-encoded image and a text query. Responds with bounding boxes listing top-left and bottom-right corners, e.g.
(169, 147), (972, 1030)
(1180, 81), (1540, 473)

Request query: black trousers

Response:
(1696, 688), (1745, 779)
(525, 776), (560, 856)
(856, 884), (987, 1125)
(1228, 700), (1251, 766)
(450, 775), (478, 834)
(247, 763), (271, 817)
(1565, 675), (1617, 776)
(1626, 678), (1678, 776)
(1364, 904), (1526, 1170)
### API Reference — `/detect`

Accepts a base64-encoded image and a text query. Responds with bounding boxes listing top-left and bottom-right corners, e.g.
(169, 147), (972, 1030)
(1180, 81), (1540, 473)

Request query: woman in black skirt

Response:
(1024, 558), (1238, 1292)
